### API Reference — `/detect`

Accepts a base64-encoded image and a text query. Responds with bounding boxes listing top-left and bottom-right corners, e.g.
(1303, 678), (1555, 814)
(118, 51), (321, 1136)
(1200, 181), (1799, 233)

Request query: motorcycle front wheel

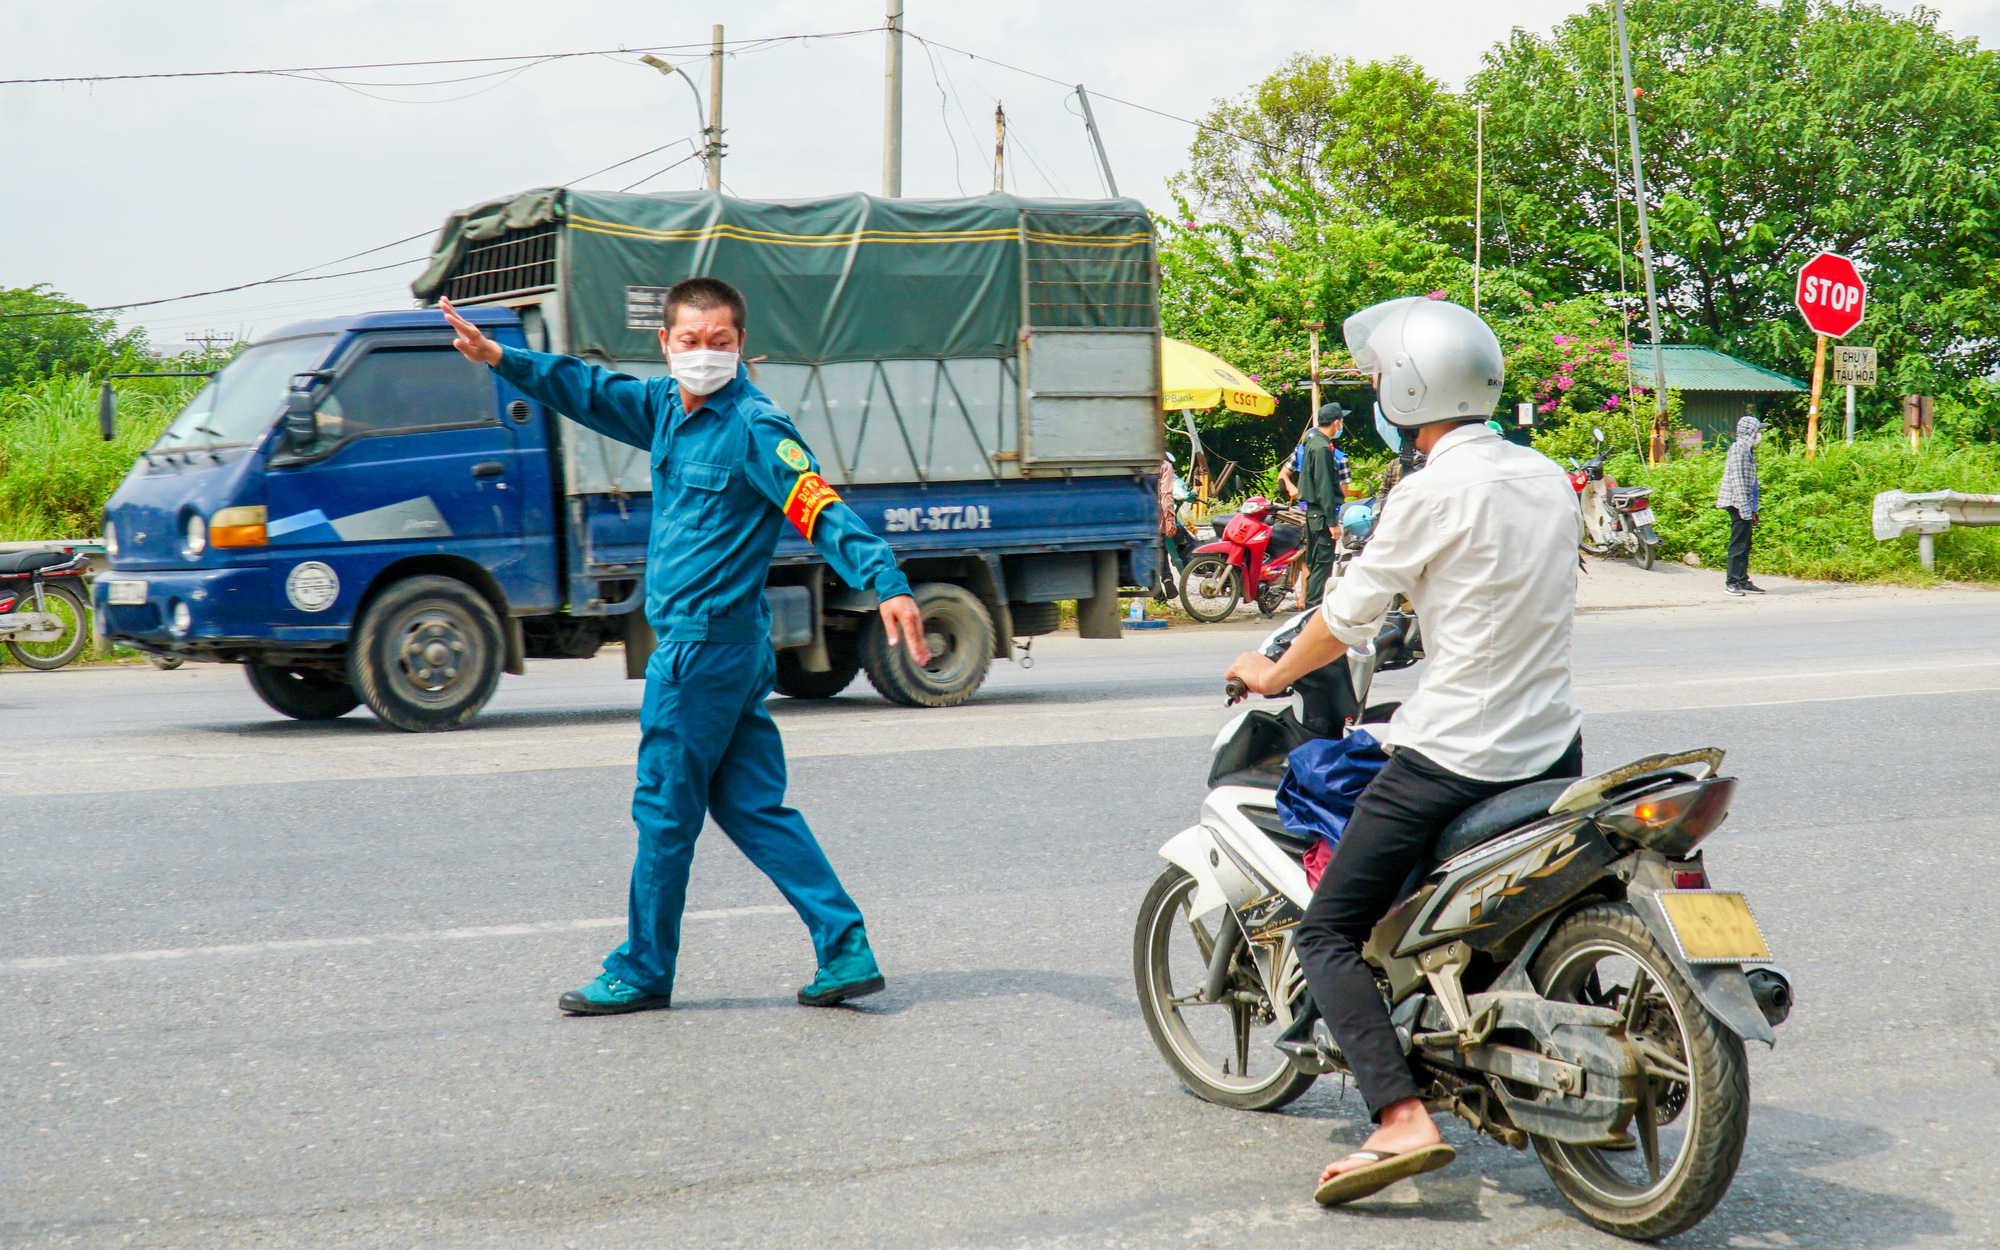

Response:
(1133, 865), (1315, 1111)
(1529, 902), (1749, 1241)
(1178, 555), (1241, 623)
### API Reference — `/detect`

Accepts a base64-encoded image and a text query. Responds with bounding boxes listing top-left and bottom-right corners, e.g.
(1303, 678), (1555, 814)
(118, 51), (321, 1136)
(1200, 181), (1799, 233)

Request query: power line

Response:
(0, 28), (884, 88)
(5, 138), (704, 322)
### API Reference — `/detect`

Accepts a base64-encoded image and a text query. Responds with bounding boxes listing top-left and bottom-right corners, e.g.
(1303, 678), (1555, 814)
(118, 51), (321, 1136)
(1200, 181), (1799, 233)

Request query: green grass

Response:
(0, 373), (191, 541)
(1607, 433), (2000, 584)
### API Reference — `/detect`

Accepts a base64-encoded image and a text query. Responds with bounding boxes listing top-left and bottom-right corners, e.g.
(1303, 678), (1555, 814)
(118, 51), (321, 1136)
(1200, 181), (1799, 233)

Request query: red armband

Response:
(782, 472), (841, 541)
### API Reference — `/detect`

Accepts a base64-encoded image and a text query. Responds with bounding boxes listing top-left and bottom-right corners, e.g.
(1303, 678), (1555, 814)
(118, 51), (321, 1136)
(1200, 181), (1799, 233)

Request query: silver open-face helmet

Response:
(1344, 297), (1504, 429)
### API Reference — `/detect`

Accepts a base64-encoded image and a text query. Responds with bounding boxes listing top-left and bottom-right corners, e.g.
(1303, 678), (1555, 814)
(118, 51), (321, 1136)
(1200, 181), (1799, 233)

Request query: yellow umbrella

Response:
(1161, 337), (1276, 415)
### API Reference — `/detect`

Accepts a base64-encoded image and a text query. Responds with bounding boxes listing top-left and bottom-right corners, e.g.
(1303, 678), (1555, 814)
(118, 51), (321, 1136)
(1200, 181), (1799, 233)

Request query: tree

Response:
(1173, 55), (1477, 252)
(0, 285), (149, 386)
(1472, 0), (2000, 403)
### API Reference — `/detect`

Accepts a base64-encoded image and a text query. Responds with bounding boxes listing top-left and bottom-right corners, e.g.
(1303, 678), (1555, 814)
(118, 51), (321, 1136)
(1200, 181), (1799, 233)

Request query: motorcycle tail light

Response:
(1597, 777), (1735, 856)
(209, 505), (269, 548)
(1675, 870), (1708, 889)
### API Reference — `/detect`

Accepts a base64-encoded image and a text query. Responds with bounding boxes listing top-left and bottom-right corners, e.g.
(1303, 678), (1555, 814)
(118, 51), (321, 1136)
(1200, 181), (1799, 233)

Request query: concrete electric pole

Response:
(1075, 86), (1118, 197)
(706, 25), (725, 191)
(882, 1), (904, 197)
(1611, 0), (1672, 463)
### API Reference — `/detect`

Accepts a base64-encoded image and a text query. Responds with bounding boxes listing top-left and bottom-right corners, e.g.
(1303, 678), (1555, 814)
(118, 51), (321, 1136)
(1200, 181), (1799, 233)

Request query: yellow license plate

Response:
(1657, 891), (1771, 964)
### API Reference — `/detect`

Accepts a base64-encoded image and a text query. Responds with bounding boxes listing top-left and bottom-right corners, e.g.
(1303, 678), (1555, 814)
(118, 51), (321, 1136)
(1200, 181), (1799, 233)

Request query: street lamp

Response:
(638, 53), (720, 191)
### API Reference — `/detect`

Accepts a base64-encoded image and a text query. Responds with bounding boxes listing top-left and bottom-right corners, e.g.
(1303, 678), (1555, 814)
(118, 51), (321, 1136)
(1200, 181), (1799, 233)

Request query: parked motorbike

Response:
(1179, 497), (1304, 622)
(1572, 428), (1662, 569)
(1135, 610), (1790, 1240)
(0, 549), (92, 670)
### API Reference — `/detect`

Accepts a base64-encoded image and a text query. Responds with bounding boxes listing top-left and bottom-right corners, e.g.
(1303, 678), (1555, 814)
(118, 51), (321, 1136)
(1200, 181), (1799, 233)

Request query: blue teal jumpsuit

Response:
(493, 347), (913, 995)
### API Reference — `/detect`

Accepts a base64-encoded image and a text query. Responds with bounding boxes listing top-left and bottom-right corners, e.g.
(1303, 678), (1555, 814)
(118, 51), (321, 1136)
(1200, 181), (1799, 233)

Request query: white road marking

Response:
(0, 904), (791, 972)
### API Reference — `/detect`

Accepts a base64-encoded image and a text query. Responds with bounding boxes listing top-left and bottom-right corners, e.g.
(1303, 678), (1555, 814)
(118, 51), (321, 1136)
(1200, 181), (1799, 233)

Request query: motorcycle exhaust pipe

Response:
(1745, 966), (1793, 1027)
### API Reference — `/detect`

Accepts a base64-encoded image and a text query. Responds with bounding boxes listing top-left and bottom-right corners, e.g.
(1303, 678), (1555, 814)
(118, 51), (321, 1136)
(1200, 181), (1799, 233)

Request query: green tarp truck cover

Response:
(415, 189), (1162, 488)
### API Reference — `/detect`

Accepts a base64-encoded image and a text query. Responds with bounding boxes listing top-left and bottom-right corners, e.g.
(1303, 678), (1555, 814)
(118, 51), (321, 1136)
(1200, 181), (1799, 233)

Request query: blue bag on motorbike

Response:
(1276, 728), (1387, 850)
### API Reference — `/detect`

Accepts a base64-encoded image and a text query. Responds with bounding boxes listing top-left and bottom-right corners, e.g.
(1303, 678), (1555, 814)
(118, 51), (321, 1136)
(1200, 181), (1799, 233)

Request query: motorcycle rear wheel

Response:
(1632, 536), (1657, 570)
(1178, 555), (1241, 623)
(5, 583), (87, 670)
(1133, 865), (1315, 1111)
(1529, 901), (1749, 1241)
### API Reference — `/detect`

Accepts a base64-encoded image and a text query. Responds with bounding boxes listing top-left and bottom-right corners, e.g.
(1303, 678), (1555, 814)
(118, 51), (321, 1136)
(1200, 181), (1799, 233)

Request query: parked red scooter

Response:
(1179, 496), (1304, 622)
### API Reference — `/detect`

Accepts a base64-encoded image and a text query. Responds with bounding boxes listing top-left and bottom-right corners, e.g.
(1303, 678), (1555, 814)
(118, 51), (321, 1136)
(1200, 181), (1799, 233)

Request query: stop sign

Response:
(1794, 252), (1867, 338)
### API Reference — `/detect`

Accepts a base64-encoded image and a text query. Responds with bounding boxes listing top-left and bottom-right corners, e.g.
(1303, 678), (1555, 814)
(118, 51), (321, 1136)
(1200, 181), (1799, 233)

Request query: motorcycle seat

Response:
(0, 550), (70, 574)
(1243, 804), (1319, 858)
(1433, 777), (1575, 862)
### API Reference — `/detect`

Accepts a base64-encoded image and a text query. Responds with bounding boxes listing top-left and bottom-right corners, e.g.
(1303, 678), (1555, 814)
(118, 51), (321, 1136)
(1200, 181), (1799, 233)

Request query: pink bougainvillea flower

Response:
(1603, 395), (1621, 409)
(1609, 352), (1628, 362)
(1428, 290), (1447, 299)
(1552, 334), (1571, 346)
(1556, 377), (1575, 390)
(1539, 400), (1559, 414)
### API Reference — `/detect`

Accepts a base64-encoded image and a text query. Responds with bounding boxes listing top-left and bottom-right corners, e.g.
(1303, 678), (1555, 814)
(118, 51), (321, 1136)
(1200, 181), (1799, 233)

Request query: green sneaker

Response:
(798, 925), (886, 1006)
(559, 972), (672, 1016)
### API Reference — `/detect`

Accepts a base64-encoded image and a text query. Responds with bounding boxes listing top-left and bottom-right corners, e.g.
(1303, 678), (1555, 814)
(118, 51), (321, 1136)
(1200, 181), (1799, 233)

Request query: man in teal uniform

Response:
(440, 280), (928, 1014)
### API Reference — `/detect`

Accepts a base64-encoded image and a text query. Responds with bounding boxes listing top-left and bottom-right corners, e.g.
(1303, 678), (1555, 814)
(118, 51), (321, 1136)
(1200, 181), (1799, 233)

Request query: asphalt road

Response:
(4, 582), (1997, 1248)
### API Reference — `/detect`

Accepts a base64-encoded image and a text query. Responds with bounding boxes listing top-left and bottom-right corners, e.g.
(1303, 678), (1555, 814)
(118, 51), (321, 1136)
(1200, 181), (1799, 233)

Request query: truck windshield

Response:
(153, 334), (335, 452)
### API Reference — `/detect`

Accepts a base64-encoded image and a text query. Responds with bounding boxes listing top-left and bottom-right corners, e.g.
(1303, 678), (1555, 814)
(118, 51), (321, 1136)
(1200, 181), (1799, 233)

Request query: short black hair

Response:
(664, 276), (747, 334)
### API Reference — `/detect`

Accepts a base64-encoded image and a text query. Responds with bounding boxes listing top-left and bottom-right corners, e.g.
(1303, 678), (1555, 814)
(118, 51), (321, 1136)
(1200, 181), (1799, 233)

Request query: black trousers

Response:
(1724, 506), (1754, 586)
(1293, 735), (1584, 1119)
(1303, 510), (1337, 605)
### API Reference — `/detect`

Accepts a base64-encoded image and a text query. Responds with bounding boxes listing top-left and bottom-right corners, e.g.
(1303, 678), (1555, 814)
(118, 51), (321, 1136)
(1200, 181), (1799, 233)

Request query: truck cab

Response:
(95, 305), (573, 730)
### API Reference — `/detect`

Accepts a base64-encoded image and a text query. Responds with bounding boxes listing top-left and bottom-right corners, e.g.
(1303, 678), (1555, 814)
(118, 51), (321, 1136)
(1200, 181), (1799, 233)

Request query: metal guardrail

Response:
(1871, 491), (2000, 570)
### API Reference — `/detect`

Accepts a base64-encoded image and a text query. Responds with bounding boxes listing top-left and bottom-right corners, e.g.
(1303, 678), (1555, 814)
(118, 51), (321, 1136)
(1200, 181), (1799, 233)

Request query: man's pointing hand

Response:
(879, 595), (931, 666)
(439, 296), (503, 367)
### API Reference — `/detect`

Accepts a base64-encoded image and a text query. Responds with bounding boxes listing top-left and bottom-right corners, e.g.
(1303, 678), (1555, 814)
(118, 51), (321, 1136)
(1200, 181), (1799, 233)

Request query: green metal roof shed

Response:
(1626, 346), (1806, 446)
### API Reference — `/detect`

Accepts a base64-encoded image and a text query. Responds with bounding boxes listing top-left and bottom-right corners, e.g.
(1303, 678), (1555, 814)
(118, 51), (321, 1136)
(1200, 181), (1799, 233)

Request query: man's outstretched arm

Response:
(441, 296), (653, 451)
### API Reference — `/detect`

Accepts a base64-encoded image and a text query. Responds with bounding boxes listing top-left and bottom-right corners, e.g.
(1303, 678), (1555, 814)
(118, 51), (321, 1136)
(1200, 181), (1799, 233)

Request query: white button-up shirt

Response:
(1321, 424), (1582, 782)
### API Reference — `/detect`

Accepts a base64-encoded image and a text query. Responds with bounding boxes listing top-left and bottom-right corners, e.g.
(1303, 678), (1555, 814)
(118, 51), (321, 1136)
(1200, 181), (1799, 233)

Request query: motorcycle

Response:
(1179, 497), (1304, 623)
(1134, 610), (1791, 1240)
(0, 549), (92, 670)
(1572, 427), (1662, 570)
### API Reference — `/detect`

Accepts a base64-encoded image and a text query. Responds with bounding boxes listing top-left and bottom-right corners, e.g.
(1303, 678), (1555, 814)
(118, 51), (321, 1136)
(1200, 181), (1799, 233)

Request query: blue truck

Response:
(94, 190), (1166, 730)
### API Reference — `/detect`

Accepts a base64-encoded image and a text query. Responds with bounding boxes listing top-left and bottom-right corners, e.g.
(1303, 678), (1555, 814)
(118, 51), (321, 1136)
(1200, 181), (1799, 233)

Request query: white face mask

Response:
(668, 348), (739, 398)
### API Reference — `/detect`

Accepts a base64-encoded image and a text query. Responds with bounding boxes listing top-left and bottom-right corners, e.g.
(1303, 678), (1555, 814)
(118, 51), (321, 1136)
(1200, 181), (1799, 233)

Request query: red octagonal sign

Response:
(1795, 251), (1867, 338)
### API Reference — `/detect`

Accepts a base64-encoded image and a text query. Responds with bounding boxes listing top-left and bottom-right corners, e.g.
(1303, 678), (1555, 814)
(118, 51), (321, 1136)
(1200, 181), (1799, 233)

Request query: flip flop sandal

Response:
(1312, 1142), (1456, 1207)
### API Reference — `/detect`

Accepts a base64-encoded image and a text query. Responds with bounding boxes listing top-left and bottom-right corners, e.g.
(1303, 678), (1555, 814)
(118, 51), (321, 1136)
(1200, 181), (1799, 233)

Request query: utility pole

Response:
(993, 103), (1006, 193)
(1306, 322), (1325, 417)
(1076, 85), (1119, 197)
(1473, 104), (1484, 315)
(1611, 0), (1672, 464)
(882, 0), (904, 197)
(706, 25), (725, 191)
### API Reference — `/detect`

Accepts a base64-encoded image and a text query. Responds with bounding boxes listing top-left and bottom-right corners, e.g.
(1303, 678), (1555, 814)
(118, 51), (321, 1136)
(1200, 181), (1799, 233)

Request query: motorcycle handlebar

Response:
(1225, 676), (1249, 705)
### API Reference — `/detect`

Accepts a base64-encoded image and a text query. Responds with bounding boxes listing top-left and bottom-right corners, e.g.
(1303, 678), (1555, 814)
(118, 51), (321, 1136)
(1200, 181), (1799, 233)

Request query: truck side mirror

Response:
(98, 382), (116, 441)
(284, 389), (318, 443)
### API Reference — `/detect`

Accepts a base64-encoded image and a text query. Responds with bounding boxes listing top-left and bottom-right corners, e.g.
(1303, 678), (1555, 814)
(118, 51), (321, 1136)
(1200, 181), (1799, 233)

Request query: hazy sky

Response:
(5, 0), (1994, 350)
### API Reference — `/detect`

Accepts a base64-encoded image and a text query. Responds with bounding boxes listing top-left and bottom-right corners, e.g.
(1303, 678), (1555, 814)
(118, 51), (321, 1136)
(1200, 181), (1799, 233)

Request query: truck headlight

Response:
(209, 505), (268, 548)
(184, 513), (207, 557)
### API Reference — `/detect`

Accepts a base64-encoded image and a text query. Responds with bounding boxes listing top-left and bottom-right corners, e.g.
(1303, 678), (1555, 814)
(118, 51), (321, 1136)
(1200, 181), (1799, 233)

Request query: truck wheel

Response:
(860, 582), (992, 708)
(773, 631), (861, 699)
(245, 663), (360, 720)
(1007, 600), (1061, 637)
(348, 575), (504, 732)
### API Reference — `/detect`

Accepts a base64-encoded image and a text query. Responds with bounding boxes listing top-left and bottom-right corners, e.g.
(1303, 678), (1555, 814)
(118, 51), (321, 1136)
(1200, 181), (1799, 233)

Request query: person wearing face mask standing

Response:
(439, 279), (929, 1015)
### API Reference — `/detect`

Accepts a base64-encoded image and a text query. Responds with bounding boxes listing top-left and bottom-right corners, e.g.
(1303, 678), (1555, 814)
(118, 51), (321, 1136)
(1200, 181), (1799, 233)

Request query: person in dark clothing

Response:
(1297, 403), (1351, 606)
(1715, 414), (1765, 595)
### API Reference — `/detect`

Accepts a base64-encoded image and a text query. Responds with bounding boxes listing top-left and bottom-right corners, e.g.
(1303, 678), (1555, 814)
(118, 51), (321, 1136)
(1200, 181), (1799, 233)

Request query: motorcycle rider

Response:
(1224, 297), (1584, 1206)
